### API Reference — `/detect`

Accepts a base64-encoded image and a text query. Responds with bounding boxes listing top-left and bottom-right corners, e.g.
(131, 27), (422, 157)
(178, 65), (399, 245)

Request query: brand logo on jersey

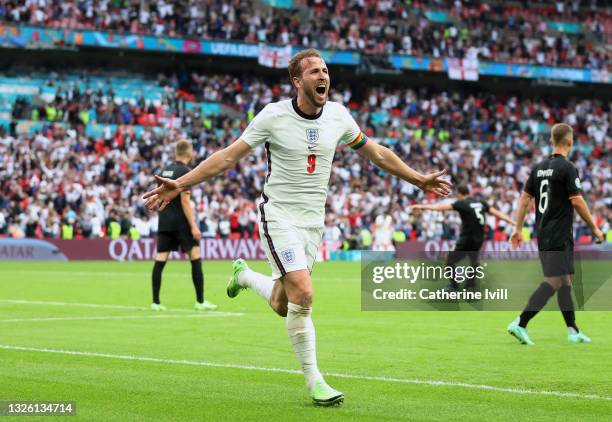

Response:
(575, 178), (581, 189)
(281, 249), (295, 264)
(306, 128), (319, 144)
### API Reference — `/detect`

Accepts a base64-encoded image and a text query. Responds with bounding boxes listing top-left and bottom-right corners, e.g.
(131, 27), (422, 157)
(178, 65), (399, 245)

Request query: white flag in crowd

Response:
(258, 44), (293, 68)
(447, 58), (479, 81)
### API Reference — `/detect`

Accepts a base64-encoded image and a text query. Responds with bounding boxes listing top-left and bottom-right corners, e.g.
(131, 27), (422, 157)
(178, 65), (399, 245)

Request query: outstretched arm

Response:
(144, 140), (252, 211)
(489, 207), (516, 226)
(570, 195), (604, 243)
(411, 203), (453, 212)
(176, 140), (252, 189)
(356, 141), (452, 196)
(509, 192), (532, 248)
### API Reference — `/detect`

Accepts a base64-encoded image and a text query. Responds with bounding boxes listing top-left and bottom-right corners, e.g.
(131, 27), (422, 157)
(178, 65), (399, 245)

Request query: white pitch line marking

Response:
(0, 313), (242, 323)
(0, 299), (239, 315)
(0, 344), (609, 401)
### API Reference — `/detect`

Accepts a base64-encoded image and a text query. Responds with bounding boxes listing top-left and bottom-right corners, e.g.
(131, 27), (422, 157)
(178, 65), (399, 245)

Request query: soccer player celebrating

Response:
(508, 123), (604, 345)
(143, 49), (452, 406)
(151, 140), (217, 312)
(411, 184), (515, 290)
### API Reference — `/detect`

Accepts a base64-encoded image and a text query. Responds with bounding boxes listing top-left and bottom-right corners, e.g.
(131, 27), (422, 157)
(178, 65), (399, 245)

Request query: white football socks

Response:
(287, 302), (323, 389)
(238, 269), (274, 303)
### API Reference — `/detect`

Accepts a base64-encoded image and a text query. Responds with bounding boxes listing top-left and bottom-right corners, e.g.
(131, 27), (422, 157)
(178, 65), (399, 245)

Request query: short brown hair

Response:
(551, 123), (573, 146)
(457, 184), (470, 196)
(288, 48), (323, 87)
(175, 139), (193, 157)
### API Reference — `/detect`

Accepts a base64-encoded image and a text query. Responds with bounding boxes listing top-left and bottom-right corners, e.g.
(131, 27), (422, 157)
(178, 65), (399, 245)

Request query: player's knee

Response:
(271, 300), (288, 317)
(155, 252), (169, 262)
(189, 247), (201, 261)
(544, 278), (562, 291)
(294, 288), (312, 308)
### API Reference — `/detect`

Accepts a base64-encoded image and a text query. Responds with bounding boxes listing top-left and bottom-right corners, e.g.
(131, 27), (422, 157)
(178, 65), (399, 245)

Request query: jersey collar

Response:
(550, 153), (565, 159)
(291, 97), (323, 120)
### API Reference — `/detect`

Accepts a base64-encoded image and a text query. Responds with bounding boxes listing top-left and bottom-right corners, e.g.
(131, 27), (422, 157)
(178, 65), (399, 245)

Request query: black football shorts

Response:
(539, 243), (575, 277)
(446, 238), (483, 266)
(157, 230), (198, 253)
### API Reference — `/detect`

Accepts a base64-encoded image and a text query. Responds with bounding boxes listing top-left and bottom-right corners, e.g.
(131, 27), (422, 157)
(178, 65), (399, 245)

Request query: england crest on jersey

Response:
(306, 128), (319, 145)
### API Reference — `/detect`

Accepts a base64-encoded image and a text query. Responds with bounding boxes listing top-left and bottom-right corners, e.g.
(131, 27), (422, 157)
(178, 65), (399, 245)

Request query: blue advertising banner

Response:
(0, 25), (607, 84)
(390, 53), (611, 84)
(0, 25), (360, 66)
(424, 11), (452, 23)
(389, 55), (445, 71)
(547, 21), (581, 34)
(261, 0), (294, 8)
(478, 62), (611, 84)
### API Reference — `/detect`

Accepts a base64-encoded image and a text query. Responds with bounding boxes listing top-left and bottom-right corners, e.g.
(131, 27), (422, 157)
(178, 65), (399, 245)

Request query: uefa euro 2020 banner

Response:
(1, 25), (609, 84)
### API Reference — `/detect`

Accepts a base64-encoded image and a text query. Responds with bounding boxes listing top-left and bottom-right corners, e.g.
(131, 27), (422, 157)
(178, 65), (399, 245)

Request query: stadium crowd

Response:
(0, 71), (610, 246)
(0, 0), (610, 68)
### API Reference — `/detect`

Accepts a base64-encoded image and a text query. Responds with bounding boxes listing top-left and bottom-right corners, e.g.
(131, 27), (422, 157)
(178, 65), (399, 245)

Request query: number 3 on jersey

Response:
(538, 179), (549, 213)
(307, 154), (316, 174)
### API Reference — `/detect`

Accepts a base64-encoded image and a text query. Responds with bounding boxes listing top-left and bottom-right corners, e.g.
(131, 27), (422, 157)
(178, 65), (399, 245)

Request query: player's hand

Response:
(593, 228), (604, 244)
(191, 226), (202, 241)
(143, 175), (182, 211)
(420, 169), (452, 197)
(509, 231), (523, 249)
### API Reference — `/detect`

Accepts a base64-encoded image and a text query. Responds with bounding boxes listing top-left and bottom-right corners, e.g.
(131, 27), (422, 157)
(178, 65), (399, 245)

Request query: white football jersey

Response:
(240, 98), (367, 228)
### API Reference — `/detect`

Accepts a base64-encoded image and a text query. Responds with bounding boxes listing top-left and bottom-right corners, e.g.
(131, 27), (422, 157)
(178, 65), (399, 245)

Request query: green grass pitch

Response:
(1, 260), (611, 421)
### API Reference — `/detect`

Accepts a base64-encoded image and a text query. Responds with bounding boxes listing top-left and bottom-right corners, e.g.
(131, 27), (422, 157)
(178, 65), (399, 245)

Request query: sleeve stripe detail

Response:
(347, 132), (368, 150)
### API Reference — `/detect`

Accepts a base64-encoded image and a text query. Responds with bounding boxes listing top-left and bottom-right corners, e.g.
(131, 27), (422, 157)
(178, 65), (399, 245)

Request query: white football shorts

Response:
(258, 220), (323, 280)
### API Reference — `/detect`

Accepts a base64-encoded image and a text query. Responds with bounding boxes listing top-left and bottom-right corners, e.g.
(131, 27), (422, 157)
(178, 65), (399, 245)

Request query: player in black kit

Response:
(151, 140), (217, 311)
(411, 185), (515, 290)
(508, 123), (603, 345)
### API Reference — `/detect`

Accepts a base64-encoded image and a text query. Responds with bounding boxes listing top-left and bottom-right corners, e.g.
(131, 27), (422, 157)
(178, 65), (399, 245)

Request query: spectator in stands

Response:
(0, 70), (609, 245)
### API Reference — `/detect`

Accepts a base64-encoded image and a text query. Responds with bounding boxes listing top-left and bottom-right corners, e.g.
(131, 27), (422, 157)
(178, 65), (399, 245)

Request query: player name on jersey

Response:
(536, 169), (554, 177)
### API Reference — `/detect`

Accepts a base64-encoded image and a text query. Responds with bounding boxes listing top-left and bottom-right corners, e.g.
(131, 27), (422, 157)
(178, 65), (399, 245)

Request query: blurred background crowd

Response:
(0, 71), (609, 246)
(0, 0), (610, 68)
(0, 0), (609, 248)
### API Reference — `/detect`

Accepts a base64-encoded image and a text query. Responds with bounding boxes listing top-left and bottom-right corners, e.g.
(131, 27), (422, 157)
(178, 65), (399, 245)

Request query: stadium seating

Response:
(0, 71), (609, 244)
(0, 0), (609, 67)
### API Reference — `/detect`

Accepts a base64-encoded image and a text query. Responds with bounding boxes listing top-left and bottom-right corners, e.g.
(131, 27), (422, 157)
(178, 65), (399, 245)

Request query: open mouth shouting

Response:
(315, 82), (327, 101)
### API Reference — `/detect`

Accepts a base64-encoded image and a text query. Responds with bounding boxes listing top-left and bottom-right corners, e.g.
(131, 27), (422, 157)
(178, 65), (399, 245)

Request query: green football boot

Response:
(150, 303), (167, 311)
(568, 330), (591, 344)
(194, 300), (218, 311)
(507, 319), (535, 345)
(310, 380), (344, 407)
(226, 259), (249, 298)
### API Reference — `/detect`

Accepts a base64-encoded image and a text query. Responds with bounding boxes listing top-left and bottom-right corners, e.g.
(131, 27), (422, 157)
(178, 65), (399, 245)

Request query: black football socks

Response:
(152, 260), (167, 304)
(191, 259), (204, 303)
(557, 285), (578, 331)
(519, 282), (555, 328)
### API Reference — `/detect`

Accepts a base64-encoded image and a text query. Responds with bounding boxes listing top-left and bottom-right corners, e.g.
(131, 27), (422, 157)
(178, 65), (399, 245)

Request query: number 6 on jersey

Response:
(539, 179), (549, 213)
